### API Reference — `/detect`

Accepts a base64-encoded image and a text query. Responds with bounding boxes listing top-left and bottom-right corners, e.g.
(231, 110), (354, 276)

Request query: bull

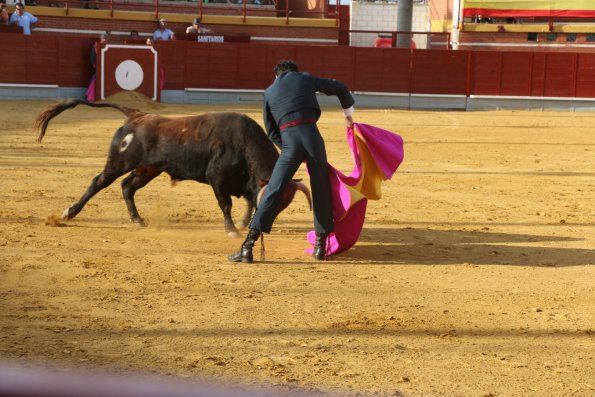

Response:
(35, 99), (311, 236)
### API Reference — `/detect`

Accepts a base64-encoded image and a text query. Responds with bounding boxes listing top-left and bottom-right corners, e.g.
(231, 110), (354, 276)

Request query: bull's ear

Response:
(259, 179), (269, 188)
(291, 178), (302, 183)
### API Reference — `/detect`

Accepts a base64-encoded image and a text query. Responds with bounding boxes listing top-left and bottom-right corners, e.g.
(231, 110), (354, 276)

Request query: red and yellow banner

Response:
(463, 0), (595, 18)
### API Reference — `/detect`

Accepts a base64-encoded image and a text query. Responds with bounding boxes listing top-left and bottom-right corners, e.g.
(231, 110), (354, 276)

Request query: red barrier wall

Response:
(352, 48), (411, 93)
(576, 53), (595, 98)
(411, 50), (469, 95)
(0, 34), (94, 87)
(2, 34), (595, 99)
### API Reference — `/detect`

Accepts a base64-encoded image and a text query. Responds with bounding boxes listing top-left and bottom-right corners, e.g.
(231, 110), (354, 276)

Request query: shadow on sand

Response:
(331, 227), (593, 267)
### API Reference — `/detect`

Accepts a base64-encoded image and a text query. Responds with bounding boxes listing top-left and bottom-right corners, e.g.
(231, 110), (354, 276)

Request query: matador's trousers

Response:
(250, 123), (334, 234)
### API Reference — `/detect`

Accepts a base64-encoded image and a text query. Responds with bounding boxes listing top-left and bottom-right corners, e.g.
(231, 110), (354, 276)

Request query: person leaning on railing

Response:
(151, 18), (175, 42)
(9, 2), (38, 35)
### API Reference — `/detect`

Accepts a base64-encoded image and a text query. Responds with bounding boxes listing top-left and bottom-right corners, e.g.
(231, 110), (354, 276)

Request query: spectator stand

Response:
(23, 0), (297, 20)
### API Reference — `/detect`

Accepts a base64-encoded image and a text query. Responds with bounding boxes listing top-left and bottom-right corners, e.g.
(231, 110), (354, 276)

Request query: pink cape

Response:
(306, 123), (404, 256)
(85, 75), (96, 102)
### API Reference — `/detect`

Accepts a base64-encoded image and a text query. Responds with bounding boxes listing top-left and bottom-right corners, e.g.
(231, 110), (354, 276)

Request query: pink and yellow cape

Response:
(306, 123), (405, 256)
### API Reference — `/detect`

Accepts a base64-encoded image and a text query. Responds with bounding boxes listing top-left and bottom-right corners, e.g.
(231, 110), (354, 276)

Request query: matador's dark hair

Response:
(274, 59), (299, 76)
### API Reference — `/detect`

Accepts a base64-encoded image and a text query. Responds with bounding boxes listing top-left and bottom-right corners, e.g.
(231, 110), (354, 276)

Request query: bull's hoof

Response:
(61, 208), (73, 220)
(227, 230), (241, 238)
(131, 217), (147, 227)
(236, 220), (249, 231)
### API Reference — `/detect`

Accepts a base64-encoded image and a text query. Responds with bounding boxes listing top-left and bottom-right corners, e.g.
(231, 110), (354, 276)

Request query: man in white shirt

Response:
(9, 3), (38, 35)
(152, 19), (175, 41)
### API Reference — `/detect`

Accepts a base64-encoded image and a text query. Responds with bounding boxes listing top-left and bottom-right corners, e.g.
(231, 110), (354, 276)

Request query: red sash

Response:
(279, 118), (316, 131)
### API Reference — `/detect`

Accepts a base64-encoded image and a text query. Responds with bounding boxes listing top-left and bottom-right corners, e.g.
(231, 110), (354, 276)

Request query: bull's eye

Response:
(119, 133), (134, 152)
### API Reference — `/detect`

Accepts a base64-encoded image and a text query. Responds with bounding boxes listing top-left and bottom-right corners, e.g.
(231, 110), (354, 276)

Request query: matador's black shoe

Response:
(228, 228), (261, 263)
(312, 232), (329, 260)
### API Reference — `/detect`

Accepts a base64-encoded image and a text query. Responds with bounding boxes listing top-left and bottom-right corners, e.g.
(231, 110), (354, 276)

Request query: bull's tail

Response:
(35, 99), (140, 143)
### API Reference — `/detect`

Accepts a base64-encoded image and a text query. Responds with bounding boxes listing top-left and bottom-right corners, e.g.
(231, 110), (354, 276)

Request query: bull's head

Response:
(257, 179), (312, 215)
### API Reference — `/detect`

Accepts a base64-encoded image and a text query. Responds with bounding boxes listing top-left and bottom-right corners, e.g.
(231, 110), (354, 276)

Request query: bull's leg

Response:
(237, 198), (254, 231)
(62, 125), (144, 221)
(209, 185), (240, 237)
(63, 126), (143, 221)
(121, 166), (162, 226)
(62, 172), (121, 220)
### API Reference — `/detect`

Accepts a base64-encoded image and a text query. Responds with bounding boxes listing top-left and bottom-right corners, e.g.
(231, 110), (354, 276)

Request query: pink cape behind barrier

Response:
(306, 123), (404, 256)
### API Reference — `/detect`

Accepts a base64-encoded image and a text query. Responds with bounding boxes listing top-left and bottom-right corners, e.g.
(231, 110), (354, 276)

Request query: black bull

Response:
(35, 100), (311, 236)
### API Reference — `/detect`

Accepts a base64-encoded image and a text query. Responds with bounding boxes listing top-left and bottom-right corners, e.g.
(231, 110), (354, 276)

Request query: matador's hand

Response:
(345, 116), (354, 129)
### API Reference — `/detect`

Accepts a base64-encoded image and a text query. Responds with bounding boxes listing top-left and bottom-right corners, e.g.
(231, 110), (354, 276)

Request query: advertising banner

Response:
(463, 0), (595, 18)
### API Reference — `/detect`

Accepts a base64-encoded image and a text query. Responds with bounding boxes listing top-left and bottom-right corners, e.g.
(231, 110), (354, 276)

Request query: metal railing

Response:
(32, 0), (340, 24)
(349, 30), (451, 50)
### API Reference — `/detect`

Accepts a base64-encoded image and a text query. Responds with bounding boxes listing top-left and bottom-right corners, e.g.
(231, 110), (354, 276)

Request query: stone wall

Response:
(350, 0), (429, 48)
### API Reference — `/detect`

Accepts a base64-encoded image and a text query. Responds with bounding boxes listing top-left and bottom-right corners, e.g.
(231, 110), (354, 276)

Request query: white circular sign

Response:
(115, 60), (144, 91)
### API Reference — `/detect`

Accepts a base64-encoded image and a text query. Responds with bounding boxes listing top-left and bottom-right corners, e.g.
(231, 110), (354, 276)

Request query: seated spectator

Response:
(0, 0), (9, 25)
(186, 17), (213, 35)
(81, 0), (99, 9)
(476, 15), (494, 24)
(125, 29), (148, 44)
(9, 3), (37, 35)
(152, 19), (175, 41)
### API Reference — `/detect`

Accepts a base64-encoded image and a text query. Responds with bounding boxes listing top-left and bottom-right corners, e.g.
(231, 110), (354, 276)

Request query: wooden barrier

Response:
(2, 34), (595, 100)
(0, 33), (94, 87)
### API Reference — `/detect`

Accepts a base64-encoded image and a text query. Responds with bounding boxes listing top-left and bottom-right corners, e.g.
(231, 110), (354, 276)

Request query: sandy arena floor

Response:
(0, 95), (594, 396)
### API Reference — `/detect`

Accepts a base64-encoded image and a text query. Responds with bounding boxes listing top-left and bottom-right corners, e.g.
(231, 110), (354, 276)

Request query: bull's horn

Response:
(295, 182), (312, 210)
(257, 185), (267, 206)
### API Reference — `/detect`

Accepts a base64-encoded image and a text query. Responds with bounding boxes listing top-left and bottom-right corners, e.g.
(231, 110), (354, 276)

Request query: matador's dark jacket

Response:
(249, 71), (355, 234)
(263, 71), (355, 150)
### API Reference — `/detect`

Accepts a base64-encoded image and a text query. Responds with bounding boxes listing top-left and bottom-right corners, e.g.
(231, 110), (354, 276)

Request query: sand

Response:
(1, 98), (594, 396)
